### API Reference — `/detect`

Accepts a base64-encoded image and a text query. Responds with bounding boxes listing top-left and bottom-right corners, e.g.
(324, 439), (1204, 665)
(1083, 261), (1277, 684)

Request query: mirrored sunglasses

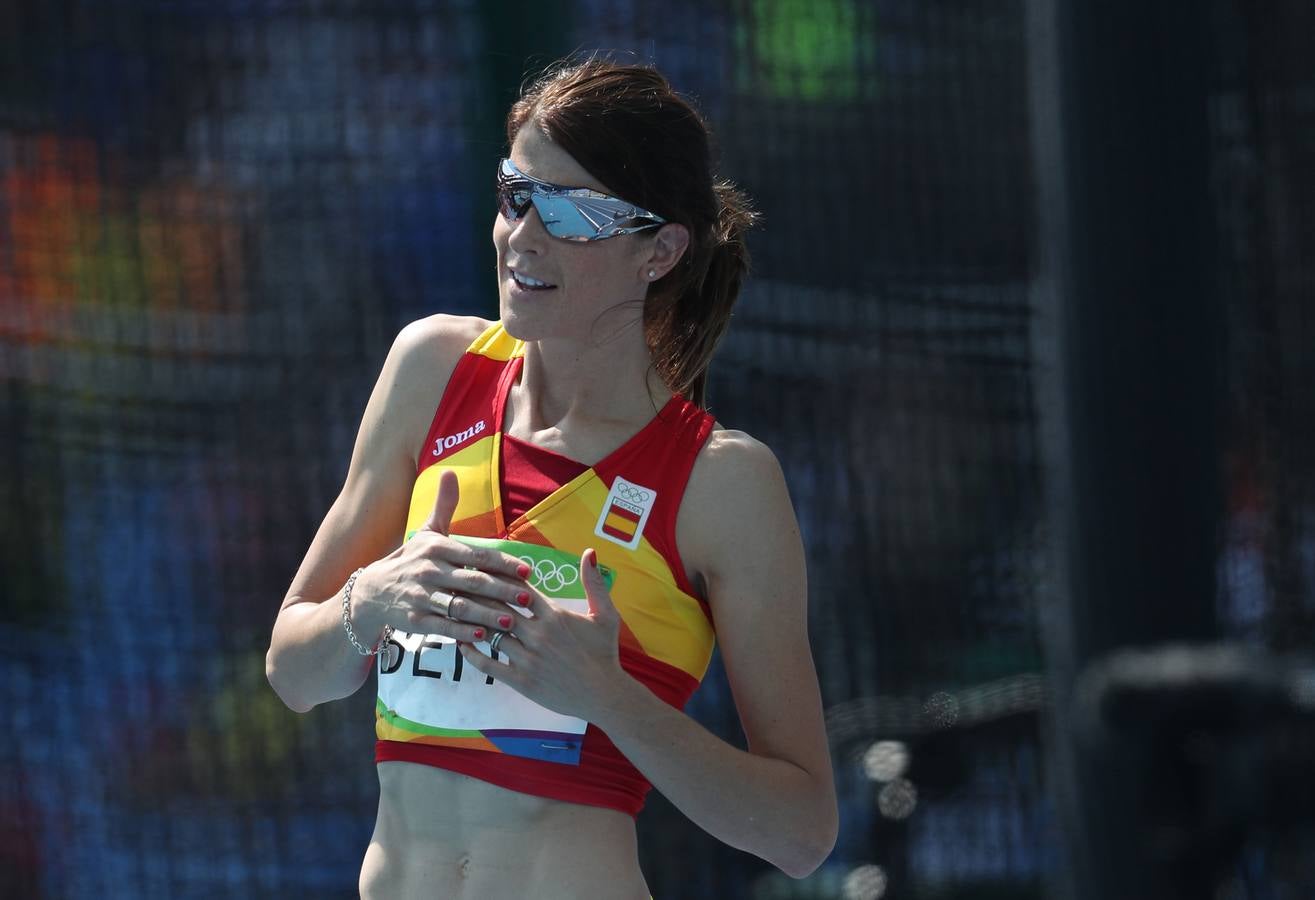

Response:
(496, 158), (666, 242)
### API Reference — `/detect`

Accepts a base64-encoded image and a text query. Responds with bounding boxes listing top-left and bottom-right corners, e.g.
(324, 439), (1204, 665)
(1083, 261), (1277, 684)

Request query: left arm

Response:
(597, 430), (837, 876)
(459, 431), (838, 877)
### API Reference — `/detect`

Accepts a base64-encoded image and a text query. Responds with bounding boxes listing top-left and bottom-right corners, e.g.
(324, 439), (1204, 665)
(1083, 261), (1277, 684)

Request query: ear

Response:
(641, 223), (690, 281)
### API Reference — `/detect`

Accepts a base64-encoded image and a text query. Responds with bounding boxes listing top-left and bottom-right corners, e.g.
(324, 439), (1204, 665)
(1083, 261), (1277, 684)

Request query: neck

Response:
(513, 318), (672, 434)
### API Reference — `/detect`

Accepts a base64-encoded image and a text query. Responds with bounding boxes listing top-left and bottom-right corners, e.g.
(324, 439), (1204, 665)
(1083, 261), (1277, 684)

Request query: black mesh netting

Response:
(2, 2), (1312, 898)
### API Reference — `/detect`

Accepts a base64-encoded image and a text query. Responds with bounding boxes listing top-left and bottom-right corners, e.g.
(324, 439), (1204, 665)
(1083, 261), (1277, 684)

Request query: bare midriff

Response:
(360, 761), (651, 900)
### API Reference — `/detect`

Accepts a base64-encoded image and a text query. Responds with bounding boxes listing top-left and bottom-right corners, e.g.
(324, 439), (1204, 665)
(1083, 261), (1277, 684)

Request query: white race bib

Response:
(375, 537), (613, 765)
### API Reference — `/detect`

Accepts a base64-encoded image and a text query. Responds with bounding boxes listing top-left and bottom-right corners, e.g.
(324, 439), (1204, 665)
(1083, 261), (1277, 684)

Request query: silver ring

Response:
(430, 590), (454, 617)
(488, 631), (506, 654)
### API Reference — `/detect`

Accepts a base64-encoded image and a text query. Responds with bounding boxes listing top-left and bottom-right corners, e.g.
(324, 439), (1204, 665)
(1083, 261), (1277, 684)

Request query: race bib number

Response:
(375, 536), (614, 765)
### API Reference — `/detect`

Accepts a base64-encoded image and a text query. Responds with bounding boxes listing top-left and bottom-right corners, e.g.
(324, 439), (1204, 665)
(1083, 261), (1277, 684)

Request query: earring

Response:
(648, 269), (657, 279)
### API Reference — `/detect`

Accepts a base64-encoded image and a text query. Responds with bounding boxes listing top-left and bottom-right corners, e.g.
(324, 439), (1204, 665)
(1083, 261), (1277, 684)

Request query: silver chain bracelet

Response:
(341, 567), (394, 656)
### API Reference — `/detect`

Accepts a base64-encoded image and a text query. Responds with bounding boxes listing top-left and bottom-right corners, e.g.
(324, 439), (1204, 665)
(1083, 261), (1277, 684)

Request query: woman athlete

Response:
(266, 58), (837, 899)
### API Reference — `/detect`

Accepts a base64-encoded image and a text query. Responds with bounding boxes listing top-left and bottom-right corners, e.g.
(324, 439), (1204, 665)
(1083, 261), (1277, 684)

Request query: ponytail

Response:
(646, 180), (759, 408)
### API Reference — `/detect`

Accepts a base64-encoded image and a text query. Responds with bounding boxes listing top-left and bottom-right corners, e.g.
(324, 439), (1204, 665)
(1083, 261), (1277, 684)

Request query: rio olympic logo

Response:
(517, 555), (581, 594)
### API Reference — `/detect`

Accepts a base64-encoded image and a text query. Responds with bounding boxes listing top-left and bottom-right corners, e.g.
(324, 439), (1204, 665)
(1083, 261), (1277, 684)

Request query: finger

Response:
(442, 593), (523, 634)
(581, 548), (618, 624)
(441, 539), (534, 593)
(423, 469), (460, 535)
(458, 641), (527, 689)
(444, 566), (537, 611)
(484, 631), (526, 664)
(408, 610), (489, 643)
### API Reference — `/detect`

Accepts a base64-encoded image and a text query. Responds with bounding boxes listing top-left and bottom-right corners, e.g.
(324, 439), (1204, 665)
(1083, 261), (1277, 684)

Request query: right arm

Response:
(265, 315), (532, 713)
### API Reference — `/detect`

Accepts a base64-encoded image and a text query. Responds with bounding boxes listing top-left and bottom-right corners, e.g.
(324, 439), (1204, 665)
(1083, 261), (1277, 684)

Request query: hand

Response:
(457, 547), (632, 722)
(352, 470), (537, 643)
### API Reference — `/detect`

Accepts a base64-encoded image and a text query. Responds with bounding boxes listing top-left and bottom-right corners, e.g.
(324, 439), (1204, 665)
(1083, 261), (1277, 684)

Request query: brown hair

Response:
(507, 56), (758, 407)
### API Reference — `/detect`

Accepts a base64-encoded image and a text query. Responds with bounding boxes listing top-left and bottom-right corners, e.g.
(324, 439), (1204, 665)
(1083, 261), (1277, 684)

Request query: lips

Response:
(509, 269), (556, 291)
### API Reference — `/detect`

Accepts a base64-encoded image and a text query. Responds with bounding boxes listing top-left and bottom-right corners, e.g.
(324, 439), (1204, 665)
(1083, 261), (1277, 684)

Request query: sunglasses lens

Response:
(497, 159), (644, 241)
(531, 195), (600, 241)
(497, 184), (533, 219)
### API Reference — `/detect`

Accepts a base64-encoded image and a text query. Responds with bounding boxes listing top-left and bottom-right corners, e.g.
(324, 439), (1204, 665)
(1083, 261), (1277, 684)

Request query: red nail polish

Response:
(473, 628), (485, 640)
(516, 591), (531, 607)
(517, 563), (531, 579)
(498, 614), (513, 629)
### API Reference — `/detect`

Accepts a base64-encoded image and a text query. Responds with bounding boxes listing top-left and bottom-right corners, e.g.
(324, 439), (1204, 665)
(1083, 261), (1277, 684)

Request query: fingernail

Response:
(517, 563), (531, 579)
(590, 553), (599, 571)
(498, 614), (513, 629)
(516, 591), (531, 607)
(473, 628), (485, 640)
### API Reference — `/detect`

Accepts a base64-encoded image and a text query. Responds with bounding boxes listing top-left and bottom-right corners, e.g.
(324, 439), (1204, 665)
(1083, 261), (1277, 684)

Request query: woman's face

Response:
(493, 125), (657, 342)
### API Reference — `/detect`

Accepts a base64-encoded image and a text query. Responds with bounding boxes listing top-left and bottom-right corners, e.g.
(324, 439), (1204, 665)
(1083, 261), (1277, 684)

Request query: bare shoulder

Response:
(336, 313), (491, 478)
(358, 313), (492, 468)
(678, 425), (799, 593)
(689, 426), (785, 494)
(388, 313), (491, 383)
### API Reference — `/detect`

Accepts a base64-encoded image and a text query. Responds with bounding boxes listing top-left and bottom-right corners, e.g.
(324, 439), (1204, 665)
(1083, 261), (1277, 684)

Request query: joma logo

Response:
(432, 420), (487, 456)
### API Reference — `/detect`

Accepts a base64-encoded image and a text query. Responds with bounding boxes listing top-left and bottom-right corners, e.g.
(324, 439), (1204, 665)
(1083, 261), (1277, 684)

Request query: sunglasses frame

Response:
(496, 158), (667, 242)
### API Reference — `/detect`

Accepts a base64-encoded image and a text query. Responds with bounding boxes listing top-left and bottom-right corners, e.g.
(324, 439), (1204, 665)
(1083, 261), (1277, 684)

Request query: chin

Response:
(499, 312), (535, 340)
(497, 296), (551, 341)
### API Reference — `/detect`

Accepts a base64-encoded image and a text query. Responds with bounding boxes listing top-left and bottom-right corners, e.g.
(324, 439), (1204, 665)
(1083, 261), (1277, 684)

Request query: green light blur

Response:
(738, 0), (876, 102)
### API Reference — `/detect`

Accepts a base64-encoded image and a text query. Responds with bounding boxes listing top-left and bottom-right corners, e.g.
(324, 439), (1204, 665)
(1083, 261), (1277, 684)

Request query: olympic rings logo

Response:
(517, 555), (580, 594)
(614, 483), (651, 505)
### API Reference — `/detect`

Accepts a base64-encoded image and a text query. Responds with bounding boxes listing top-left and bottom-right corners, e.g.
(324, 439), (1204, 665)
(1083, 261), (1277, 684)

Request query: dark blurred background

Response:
(2, 1), (1312, 898)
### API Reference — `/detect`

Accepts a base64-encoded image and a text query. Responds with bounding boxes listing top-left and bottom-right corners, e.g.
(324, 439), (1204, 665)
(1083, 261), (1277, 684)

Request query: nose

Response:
(506, 202), (549, 252)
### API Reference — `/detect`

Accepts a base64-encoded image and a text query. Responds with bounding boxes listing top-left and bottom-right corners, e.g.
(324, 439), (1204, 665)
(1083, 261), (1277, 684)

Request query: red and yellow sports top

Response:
(375, 321), (717, 816)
